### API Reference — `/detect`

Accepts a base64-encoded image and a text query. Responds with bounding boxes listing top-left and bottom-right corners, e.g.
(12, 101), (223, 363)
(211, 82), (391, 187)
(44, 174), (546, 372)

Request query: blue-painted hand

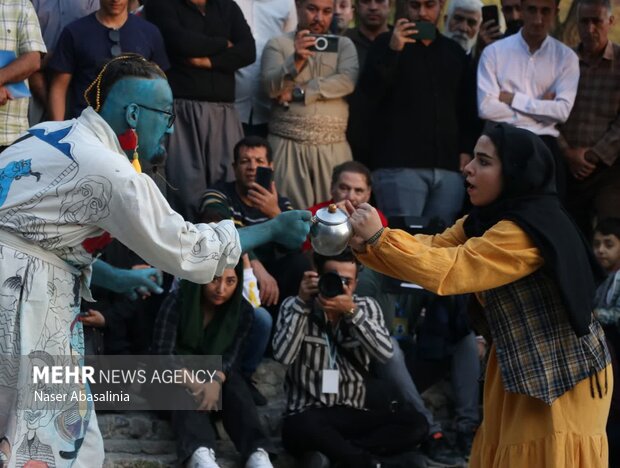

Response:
(272, 210), (312, 249)
(117, 267), (164, 300)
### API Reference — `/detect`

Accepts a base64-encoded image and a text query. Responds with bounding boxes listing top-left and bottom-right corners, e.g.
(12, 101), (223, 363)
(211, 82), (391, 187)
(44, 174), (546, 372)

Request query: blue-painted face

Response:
(100, 77), (174, 164)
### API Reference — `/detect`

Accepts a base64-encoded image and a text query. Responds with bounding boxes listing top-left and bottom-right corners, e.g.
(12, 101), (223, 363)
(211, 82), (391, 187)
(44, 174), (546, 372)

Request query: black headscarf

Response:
(463, 123), (605, 337)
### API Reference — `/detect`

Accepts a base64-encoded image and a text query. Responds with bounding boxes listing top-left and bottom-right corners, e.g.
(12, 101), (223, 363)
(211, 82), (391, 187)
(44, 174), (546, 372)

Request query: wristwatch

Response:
(345, 305), (357, 317)
(292, 86), (305, 103)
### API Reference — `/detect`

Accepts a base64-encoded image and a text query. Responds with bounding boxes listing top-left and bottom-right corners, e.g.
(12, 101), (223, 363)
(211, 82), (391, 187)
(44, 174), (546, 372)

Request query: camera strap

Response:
(308, 310), (371, 380)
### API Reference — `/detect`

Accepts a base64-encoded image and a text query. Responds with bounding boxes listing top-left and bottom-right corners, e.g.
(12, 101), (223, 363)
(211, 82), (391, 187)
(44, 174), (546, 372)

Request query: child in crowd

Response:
(592, 218), (620, 466)
(346, 123), (612, 467)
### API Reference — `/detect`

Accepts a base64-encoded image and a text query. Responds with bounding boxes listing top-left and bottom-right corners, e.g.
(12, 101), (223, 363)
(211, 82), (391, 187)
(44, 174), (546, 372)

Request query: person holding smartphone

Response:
(351, 0), (478, 227)
(201, 136), (312, 312)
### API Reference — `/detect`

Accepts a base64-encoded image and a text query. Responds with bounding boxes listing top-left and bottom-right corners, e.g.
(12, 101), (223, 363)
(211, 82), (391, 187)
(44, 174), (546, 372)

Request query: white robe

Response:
(0, 108), (240, 467)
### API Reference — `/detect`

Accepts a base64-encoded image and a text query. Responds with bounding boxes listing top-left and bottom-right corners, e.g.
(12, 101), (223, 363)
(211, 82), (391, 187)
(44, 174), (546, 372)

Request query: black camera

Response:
(309, 34), (339, 53)
(318, 271), (344, 298)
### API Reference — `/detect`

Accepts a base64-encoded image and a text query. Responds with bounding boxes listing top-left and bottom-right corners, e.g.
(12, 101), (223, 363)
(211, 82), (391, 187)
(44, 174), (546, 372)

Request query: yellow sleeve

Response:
(356, 219), (543, 296)
(412, 217), (470, 248)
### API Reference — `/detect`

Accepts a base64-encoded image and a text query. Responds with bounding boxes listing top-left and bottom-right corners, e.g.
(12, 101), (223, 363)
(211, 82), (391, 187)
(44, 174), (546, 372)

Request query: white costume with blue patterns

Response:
(0, 107), (240, 467)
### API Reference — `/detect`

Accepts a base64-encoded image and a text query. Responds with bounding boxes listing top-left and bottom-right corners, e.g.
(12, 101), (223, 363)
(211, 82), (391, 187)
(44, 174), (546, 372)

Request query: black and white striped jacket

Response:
(273, 295), (393, 414)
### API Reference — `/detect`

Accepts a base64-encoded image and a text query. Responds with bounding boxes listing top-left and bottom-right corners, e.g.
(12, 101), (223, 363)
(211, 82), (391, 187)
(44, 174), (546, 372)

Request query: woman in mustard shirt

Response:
(346, 123), (612, 467)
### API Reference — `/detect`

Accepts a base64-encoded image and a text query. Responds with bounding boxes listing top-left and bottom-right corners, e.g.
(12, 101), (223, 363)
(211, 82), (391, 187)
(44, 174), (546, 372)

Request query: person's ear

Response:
(125, 103), (139, 130)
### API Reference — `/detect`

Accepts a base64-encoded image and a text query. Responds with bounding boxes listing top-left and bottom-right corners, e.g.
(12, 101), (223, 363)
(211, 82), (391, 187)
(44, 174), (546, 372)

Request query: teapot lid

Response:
(315, 204), (349, 226)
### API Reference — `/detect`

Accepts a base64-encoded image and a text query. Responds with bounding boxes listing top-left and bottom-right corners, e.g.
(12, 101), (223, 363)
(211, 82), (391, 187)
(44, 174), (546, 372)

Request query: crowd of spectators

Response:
(0, 0), (618, 466)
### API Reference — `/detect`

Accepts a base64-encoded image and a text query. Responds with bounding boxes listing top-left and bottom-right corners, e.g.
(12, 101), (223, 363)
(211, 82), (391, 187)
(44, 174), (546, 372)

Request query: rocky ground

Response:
(100, 359), (463, 468)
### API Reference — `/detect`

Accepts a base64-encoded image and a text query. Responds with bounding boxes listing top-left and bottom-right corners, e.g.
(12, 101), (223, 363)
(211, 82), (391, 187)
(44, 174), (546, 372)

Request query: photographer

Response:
(273, 250), (428, 468)
(261, 0), (358, 210)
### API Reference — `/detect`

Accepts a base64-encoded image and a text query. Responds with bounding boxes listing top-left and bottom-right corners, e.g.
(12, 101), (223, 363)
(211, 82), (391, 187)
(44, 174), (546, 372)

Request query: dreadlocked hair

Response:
(84, 53), (166, 112)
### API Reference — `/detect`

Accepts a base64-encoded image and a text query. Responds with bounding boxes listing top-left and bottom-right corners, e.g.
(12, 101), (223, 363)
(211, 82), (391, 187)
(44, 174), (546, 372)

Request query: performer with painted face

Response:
(346, 123), (612, 467)
(0, 54), (311, 467)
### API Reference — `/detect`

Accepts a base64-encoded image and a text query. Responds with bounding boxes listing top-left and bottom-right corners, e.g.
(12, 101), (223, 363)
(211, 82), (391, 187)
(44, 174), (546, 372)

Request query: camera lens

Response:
(318, 272), (344, 298)
(314, 37), (328, 51)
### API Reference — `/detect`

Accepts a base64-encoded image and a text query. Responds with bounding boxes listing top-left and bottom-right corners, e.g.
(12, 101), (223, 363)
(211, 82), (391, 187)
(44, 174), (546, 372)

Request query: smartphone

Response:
(255, 166), (273, 190)
(409, 21), (436, 41)
(482, 5), (499, 25)
(308, 34), (339, 53)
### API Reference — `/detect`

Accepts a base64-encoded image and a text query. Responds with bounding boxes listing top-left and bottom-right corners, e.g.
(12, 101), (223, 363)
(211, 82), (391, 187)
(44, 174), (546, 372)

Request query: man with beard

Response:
(502, 0), (524, 35)
(261, 0), (358, 210)
(443, 0), (483, 55)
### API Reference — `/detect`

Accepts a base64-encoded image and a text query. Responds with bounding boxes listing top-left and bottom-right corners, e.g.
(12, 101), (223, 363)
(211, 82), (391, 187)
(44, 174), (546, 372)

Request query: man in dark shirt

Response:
(344, 0), (392, 70)
(48, 0), (170, 120)
(351, 0), (477, 225)
(201, 136), (310, 311)
(145, 0), (256, 220)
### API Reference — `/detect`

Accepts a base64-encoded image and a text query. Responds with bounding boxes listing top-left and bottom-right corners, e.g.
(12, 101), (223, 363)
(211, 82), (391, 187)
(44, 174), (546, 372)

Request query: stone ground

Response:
(100, 359), (465, 468)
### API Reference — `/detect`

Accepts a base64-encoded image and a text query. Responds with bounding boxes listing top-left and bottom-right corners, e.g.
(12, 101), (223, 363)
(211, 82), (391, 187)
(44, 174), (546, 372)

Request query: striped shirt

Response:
(559, 41), (620, 167)
(273, 295), (393, 414)
(0, 0), (46, 146)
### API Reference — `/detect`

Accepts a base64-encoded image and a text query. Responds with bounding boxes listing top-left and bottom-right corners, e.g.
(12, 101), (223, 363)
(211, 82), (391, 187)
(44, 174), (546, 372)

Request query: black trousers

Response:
(282, 406), (428, 468)
(171, 370), (272, 463)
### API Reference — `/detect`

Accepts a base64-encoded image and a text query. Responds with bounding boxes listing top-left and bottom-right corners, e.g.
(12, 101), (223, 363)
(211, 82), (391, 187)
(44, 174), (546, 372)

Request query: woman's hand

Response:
(344, 201), (383, 242)
(192, 381), (222, 411)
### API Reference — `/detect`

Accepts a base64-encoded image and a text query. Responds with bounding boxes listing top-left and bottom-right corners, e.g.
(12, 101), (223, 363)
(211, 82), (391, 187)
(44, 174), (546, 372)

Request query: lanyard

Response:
(323, 332), (338, 370)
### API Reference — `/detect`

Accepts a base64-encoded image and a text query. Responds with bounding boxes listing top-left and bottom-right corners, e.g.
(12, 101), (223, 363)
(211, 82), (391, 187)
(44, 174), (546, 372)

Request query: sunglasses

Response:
(109, 29), (121, 57)
(134, 104), (176, 128)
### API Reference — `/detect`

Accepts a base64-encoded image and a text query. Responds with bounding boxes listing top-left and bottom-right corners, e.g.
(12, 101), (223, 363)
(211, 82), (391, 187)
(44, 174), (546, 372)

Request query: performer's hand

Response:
(344, 201), (383, 242)
(118, 267), (164, 300)
(272, 210), (312, 249)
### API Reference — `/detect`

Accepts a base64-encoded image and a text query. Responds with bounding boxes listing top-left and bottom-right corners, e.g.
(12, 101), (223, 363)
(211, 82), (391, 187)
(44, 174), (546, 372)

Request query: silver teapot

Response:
(310, 204), (352, 256)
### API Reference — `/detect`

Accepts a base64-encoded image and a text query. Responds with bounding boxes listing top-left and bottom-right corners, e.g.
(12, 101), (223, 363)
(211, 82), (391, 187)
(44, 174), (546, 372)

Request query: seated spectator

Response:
(48, 0), (169, 120)
(357, 267), (480, 465)
(592, 218), (620, 466)
(274, 249), (428, 468)
(202, 136), (311, 311)
(303, 161), (387, 252)
(152, 263), (274, 468)
(200, 196), (273, 406)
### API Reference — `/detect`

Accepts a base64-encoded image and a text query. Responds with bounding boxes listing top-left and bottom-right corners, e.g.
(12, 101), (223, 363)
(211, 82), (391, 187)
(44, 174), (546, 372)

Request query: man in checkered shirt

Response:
(0, 0), (46, 152)
(559, 0), (620, 239)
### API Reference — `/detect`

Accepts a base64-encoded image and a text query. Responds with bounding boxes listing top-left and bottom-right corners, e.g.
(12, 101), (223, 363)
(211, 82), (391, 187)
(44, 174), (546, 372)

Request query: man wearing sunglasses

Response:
(47, 0), (170, 121)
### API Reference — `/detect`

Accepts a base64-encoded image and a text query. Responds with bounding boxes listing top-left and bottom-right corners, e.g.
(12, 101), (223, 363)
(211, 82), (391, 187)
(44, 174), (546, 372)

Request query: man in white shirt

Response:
(477, 0), (579, 197)
(234, 0), (297, 137)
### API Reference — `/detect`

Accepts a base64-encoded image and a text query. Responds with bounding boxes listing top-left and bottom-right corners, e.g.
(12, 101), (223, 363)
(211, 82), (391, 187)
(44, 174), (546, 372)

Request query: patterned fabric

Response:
(0, 107), (240, 467)
(0, 0), (46, 145)
(273, 295), (393, 414)
(559, 41), (620, 167)
(357, 218), (610, 405)
(483, 269), (610, 404)
(151, 283), (253, 375)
